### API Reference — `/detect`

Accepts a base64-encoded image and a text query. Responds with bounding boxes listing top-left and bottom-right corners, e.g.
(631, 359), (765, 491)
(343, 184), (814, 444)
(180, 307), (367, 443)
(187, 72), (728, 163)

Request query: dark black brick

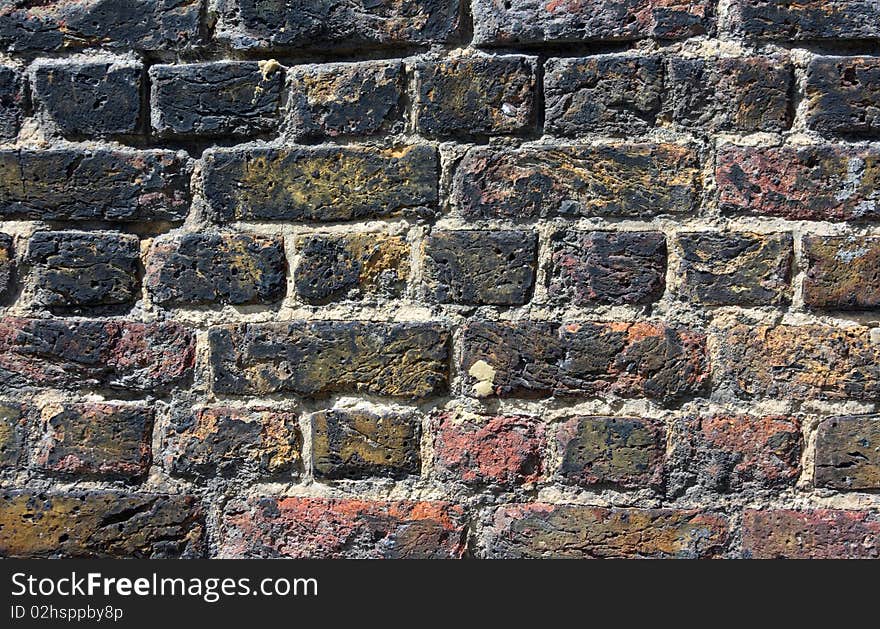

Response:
(0, 65), (22, 141)
(806, 56), (880, 137)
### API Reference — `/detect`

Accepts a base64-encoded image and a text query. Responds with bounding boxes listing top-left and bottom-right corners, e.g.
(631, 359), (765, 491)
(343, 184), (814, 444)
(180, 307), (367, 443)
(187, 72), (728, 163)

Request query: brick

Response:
(0, 490), (204, 558)
(219, 497), (466, 559)
(555, 416), (664, 489)
(0, 401), (25, 469)
(669, 415), (801, 494)
(544, 55), (662, 137)
(547, 230), (666, 306)
(0, 65), (22, 141)
(675, 232), (793, 306)
(32, 58), (142, 137)
(311, 407), (421, 480)
(729, 1), (880, 41)
(32, 402), (153, 481)
(422, 230), (537, 306)
(0, 0), (202, 52)
(803, 236), (880, 310)
(163, 406), (301, 480)
(0, 149), (191, 222)
(805, 57), (880, 137)
(742, 509), (880, 559)
(814, 415), (880, 490)
(204, 145), (438, 222)
(454, 144), (700, 220)
(472, 0), (713, 46)
(432, 413), (543, 487)
(209, 321), (448, 398)
(150, 62), (283, 138)
(293, 233), (408, 304)
(145, 233), (286, 307)
(462, 320), (708, 406)
(288, 61), (405, 140)
(27, 231), (140, 312)
(665, 56), (792, 133)
(414, 55), (537, 138)
(711, 323), (880, 401)
(214, 0), (460, 50)
(0, 318), (194, 393)
(481, 504), (728, 558)
(716, 145), (880, 221)
(0, 233), (12, 302)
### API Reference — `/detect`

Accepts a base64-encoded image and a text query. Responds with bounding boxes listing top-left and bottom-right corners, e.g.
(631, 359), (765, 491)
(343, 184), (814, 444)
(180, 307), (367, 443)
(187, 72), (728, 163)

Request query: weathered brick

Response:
(729, 1), (880, 41)
(665, 56), (792, 132)
(482, 504), (729, 558)
(311, 407), (421, 480)
(145, 233), (286, 307)
(414, 54), (537, 138)
(27, 231), (140, 312)
(742, 509), (880, 559)
(163, 406), (301, 480)
(0, 65), (22, 141)
(32, 402), (153, 481)
(0, 318), (194, 393)
(0, 0), (202, 52)
(454, 144), (700, 220)
(209, 321), (448, 398)
(32, 58), (142, 137)
(219, 497), (466, 559)
(0, 490), (204, 558)
(711, 323), (880, 401)
(0, 233), (12, 302)
(432, 413), (543, 487)
(669, 415), (801, 494)
(150, 62), (283, 138)
(472, 0), (713, 46)
(805, 57), (880, 137)
(555, 416), (664, 489)
(675, 232), (793, 306)
(0, 149), (191, 222)
(803, 236), (880, 310)
(293, 233), (408, 304)
(422, 230), (537, 306)
(462, 320), (708, 406)
(716, 145), (880, 221)
(204, 145), (438, 222)
(814, 415), (880, 490)
(0, 401), (25, 469)
(288, 61), (405, 140)
(544, 55), (662, 137)
(547, 230), (666, 306)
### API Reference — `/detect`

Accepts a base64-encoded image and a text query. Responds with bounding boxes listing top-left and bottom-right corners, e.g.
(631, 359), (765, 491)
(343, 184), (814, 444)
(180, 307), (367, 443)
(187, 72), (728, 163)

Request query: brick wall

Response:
(0, 0), (879, 559)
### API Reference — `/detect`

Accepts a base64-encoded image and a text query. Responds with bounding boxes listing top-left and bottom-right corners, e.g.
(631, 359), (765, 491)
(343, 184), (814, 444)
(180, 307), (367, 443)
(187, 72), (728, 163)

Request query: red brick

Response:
(742, 509), (880, 559)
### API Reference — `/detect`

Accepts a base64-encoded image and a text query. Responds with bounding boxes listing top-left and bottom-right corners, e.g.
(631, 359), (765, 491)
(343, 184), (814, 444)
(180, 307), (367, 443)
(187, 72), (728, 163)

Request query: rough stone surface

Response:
(422, 230), (537, 306)
(675, 232), (793, 306)
(742, 509), (880, 559)
(27, 231), (140, 312)
(311, 407), (421, 480)
(219, 497), (466, 559)
(547, 230), (666, 306)
(805, 56), (880, 137)
(204, 145), (438, 222)
(0, 401), (25, 469)
(803, 236), (880, 310)
(209, 321), (448, 398)
(288, 61), (405, 140)
(729, 1), (880, 41)
(293, 233), (408, 304)
(432, 413), (544, 487)
(454, 144), (700, 219)
(814, 415), (880, 490)
(0, 490), (204, 558)
(0, 65), (22, 141)
(145, 233), (287, 307)
(163, 406), (301, 480)
(0, 233), (13, 303)
(481, 505), (729, 558)
(32, 58), (142, 137)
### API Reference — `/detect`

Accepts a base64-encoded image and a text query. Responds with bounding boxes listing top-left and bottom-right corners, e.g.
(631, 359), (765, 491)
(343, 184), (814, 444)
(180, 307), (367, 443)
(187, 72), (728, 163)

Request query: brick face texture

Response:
(2, 1), (879, 560)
